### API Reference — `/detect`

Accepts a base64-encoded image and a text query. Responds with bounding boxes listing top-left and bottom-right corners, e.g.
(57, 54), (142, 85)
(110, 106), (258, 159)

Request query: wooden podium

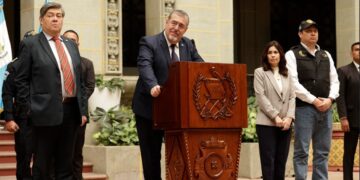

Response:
(153, 62), (247, 180)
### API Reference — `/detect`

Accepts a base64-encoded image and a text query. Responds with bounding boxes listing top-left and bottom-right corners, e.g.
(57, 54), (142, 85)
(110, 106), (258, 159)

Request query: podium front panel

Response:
(153, 62), (247, 129)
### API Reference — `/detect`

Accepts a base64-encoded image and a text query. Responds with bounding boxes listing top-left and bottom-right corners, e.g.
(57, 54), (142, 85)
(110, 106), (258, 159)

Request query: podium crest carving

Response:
(194, 136), (234, 179)
(193, 67), (238, 120)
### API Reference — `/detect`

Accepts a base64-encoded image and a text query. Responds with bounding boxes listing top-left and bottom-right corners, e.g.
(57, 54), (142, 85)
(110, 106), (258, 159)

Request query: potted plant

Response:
(83, 105), (144, 179)
(91, 105), (138, 146)
(88, 75), (125, 112)
(85, 75), (125, 145)
(238, 96), (262, 178)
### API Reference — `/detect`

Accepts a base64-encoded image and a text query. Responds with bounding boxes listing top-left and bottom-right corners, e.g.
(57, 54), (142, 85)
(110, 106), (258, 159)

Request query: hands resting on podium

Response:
(151, 85), (161, 97)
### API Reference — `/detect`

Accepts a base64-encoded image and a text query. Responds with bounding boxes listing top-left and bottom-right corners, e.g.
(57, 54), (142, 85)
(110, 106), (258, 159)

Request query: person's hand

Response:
(282, 117), (292, 131)
(5, 120), (19, 133)
(340, 118), (350, 132)
(317, 97), (332, 112)
(312, 98), (324, 111)
(81, 116), (87, 127)
(150, 85), (161, 97)
(274, 116), (283, 128)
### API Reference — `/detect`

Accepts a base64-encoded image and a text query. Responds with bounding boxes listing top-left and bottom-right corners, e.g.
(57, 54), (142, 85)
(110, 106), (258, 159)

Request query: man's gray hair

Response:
(39, 2), (65, 18)
(168, 9), (190, 26)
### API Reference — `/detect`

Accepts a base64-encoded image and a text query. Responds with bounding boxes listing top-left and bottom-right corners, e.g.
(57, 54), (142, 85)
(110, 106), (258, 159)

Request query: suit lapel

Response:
(159, 33), (171, 67)
(264, 70), (283, 99)
(349, 63), (360, 81)
(38, 33), (58, 68)
(179, 39), (187, 61)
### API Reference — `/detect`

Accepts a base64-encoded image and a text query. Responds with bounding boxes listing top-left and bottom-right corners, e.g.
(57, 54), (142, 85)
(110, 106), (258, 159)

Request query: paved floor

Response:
(238, 171), (359, 180)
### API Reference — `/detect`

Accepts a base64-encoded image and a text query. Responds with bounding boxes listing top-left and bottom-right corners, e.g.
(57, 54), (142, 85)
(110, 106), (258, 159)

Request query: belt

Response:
(62, 97), (77, 103)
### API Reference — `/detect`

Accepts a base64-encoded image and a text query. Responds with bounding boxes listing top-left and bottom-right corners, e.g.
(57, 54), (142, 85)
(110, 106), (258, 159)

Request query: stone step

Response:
(0, 172), (108, 180)
(0, 151), (16, 163)
(0, 162), (94, 176)
(0, 141), (15, 152)
(0, 131), (14, 141)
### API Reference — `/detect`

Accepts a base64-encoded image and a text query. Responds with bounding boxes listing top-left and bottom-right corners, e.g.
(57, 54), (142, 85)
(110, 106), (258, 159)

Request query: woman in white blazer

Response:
(253, 40), (296, 180)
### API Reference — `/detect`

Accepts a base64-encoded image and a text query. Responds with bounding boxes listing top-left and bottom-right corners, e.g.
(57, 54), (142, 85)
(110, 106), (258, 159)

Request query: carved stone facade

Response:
(164, 0), (176, 17)
(106, 0), (122, 74)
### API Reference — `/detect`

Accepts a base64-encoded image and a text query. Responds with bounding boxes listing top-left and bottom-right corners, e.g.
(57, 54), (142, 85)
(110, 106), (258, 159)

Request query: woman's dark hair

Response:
(261, 40), (288, 77)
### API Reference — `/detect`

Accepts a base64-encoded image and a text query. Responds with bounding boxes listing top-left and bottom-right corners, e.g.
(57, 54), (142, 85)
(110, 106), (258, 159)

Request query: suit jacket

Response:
(2, 58), (20, 121)
(15, 32), (87, 126)
(336, 63), (360, 128)
(132, 32), (204, 119)
(253, 67), (296, 126)
(80, 57), (95, 99)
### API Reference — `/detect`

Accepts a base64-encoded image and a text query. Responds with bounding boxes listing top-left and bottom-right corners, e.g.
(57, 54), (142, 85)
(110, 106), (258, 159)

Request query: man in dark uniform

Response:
(337, 41), (360, 180)
(63, 29), (95, 180)
(2, 30), (35, 180)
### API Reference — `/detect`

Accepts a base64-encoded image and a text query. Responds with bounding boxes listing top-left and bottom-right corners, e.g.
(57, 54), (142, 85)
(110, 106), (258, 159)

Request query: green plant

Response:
(95, 74), (125, 93)
(91, 105), (139, 146)
(331, 103), (340, 123)
(242, 96), (258, 142)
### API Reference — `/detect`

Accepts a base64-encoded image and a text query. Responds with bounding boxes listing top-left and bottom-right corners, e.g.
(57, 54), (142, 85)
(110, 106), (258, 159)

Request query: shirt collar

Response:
(300, 42), (320, 53)
(43, 32), (63, 42)
(353, 61), (360, 69)
(163, 31), (178, 48)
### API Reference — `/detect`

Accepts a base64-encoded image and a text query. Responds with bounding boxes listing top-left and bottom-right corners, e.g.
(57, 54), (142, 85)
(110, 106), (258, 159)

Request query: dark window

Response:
(122, 0), (145, 76)
(271, 0), (336, 64)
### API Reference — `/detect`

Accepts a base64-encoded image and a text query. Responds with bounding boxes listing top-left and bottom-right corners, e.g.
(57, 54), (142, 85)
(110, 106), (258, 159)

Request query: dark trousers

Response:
(135, 115), (164, 180)
(32, 100), (80, 180)
(14, 118), (33, 180)
(343, 127), (359, 180)
(73, 124), (86, 180)
(256, 125), (291, 180)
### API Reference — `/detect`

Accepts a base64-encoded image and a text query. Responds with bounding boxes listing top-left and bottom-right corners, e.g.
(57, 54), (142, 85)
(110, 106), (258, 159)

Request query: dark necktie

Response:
(52, 36), (75, 96)
(170, 44), (179, 62)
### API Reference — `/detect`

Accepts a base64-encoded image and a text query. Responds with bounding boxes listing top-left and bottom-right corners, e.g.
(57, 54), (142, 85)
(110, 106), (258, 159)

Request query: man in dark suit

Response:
(2, 30), (35, 180)
(132, 9), (204, 180)
(337, 41), (360, 180)
(15, 2), (87, 180)
(63, 29), (95, 180)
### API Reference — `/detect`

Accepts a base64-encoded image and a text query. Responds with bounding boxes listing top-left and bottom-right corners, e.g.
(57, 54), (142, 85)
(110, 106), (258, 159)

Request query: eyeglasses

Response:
(169, 20), (187, 30)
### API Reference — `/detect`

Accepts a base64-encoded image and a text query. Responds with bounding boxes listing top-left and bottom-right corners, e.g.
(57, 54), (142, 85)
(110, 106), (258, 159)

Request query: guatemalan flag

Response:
(0, 0), (12, 113)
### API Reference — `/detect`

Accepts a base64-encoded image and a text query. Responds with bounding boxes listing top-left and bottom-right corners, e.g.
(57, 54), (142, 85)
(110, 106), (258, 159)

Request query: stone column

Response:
(336, 0), (359, 67)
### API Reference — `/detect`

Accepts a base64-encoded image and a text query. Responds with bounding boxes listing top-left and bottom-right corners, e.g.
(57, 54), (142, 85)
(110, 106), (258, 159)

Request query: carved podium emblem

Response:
(193, 67), (238, 120)
(194, 137), (234, 179)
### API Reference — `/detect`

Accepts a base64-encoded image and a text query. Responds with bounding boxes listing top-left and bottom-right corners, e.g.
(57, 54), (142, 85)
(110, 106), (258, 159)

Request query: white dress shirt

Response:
(285, 43), (339, 104)
(43, 32), (76, 97)
(272, 67), (283, 92)
(163, 31), (180, 60)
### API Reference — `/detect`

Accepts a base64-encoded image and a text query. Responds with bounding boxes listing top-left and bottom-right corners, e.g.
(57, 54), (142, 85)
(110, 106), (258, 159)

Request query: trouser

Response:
(293, 106), (332, 180)
(256, 125), (291, 180)
(135, 115), (164, 180)
(32, 100), (80, 180)
(14, 118), (33, 180)
(73, 124), (86, 180)
(343, 127), (359, 180)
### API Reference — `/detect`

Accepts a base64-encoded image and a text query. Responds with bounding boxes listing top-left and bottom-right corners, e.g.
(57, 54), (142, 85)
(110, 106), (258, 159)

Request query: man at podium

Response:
(132, 9), (204, 180)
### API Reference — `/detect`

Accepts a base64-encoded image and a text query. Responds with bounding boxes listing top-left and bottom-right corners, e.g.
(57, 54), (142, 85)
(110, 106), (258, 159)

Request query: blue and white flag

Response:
(0, 0), (12, 113)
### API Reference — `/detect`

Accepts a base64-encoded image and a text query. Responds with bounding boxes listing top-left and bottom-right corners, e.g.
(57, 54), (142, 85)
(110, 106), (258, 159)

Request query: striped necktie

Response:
(52, 36), (75, 96)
